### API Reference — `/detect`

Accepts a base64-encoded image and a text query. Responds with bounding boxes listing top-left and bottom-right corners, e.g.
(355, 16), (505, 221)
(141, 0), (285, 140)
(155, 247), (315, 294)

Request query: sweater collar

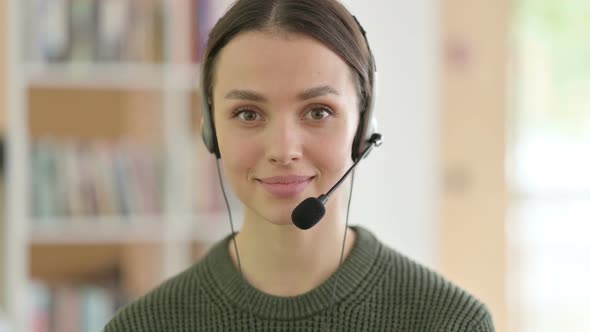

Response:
(203, 226), (381, 320)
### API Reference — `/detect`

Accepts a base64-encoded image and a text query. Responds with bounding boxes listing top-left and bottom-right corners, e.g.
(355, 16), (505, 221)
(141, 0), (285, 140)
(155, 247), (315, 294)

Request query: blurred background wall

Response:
(340, 0), (440, 278)
(345, 0), (508, 330)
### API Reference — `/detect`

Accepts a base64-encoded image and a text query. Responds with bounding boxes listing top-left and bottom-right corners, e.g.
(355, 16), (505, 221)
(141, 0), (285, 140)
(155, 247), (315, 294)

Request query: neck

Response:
(229, 202), (356, 297)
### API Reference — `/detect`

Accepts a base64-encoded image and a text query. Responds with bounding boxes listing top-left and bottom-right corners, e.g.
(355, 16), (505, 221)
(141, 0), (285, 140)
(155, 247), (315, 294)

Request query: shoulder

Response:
(370, 238), (495, 331)
(103, 261), (208, 332)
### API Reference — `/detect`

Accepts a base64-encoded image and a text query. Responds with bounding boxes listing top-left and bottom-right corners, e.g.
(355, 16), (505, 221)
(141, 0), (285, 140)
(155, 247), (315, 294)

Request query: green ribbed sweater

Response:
(104, 226), (495, 331)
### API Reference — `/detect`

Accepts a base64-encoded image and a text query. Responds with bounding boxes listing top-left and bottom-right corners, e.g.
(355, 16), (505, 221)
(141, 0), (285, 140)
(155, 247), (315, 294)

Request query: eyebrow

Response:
(224, 85), (340, 102)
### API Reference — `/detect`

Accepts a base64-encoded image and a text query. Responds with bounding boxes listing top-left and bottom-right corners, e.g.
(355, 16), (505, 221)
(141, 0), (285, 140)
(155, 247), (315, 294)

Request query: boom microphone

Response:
(291, 133), (383, 230)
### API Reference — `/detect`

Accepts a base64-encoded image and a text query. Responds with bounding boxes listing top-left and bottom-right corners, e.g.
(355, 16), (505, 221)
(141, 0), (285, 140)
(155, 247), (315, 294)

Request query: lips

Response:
(257, 175), (314, 198)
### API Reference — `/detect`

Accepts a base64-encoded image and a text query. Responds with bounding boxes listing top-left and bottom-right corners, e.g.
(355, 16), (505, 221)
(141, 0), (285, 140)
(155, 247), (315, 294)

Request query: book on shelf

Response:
(30, 139), (165, 222)
(30, 138), (224, 224)
(52, 285), (81, 332)
(81, 286), (116, 332)
(69, 0), (98, 62)
(25, 0), (225, 64)
(30, 280), (123, 332)
(62, 141), (84, 217)
(30, 281), (51, 332)
(31, 140), (63, 220)
(27, 0), (70, 62)
(96, 0), (132, 62)
(26, 0), (163, 64)
(76, 143), (100, 216)
(125, 0), (164, 63)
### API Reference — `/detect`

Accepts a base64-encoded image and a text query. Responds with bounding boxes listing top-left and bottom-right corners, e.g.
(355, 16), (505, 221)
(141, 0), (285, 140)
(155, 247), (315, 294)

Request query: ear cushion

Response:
(351, 15), (378, 162)
(352, 100), (377, 161)
(200, 81), (221, 158)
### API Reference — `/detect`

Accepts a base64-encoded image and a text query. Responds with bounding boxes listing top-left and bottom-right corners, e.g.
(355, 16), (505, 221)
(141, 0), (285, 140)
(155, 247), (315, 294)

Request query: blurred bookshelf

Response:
(4, 0), (234, 331)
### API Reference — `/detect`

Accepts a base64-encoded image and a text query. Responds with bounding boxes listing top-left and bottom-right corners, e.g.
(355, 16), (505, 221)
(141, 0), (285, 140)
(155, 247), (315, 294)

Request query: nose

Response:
(265, 119), (302, 166)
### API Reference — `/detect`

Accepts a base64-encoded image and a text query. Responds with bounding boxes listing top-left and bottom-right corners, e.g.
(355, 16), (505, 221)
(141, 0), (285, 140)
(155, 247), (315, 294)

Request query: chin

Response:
(240, 187), (318, 227)
(244, 202), (300, 227)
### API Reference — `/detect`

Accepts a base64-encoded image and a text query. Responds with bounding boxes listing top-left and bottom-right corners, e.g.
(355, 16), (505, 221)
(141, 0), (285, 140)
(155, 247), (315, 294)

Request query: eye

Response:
(305, 106), (333, 121)
(234, 109), (263, 122)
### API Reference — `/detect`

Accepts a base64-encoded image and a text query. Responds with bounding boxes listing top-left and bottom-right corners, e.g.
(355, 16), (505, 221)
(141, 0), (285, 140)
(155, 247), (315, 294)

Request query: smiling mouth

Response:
(258, 175), (315, 184)
(256, 176), (315, 198)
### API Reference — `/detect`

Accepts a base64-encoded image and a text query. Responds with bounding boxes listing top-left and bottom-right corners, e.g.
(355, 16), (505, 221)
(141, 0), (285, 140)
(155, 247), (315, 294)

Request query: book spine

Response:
(69, 0), (98, 62)
(96, 0), (131, 62)
(37, 0), (71, 62)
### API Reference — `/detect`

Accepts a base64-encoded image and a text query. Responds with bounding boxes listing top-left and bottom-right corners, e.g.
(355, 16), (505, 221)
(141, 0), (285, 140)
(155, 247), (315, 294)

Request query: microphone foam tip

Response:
(291, 197), (326, 230)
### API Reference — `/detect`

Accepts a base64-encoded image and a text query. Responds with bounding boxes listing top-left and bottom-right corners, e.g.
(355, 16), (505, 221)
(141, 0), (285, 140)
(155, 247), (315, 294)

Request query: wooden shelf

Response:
(28, 88), (164, 141)
(24, 63), (201, 91)
(30, 244), (123, 283)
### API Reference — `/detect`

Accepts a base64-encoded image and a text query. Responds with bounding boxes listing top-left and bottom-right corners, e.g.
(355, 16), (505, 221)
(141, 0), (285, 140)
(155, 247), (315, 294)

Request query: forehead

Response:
(213, 31), (356, 100)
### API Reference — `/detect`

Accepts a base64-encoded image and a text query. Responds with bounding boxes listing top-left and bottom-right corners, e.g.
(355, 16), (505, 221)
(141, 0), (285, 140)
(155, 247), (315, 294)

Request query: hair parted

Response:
(201, 0), (375, 114)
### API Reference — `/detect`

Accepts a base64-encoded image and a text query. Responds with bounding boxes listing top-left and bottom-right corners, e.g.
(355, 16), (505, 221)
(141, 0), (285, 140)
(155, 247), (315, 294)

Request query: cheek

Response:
(308, 130), (355, 175)
(217, 128), (261, 177)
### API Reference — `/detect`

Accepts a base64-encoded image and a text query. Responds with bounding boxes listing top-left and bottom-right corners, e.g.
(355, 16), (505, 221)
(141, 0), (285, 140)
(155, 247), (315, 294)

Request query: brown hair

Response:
(201, 0), (375, 113)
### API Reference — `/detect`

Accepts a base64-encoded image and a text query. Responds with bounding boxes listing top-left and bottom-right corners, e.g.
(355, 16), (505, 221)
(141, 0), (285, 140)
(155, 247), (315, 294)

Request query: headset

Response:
(200, 16), (378, 162)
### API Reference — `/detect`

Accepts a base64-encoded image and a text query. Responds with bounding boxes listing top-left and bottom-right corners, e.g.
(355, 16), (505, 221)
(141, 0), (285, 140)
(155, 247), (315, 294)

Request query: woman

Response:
(105, 0), (495, 331)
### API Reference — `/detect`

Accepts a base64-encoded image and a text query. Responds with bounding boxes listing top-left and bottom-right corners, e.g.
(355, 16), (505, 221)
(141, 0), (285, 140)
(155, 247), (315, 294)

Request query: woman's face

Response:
(212, 31), (360, 226)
